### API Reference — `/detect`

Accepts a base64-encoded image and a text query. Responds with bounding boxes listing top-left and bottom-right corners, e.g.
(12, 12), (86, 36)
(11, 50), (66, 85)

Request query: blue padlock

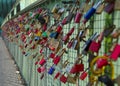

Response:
(34, 36), (40, 41)
(48, 66), (55, 75)
(49, 32), (55, 38)
(84, 1), (102, 21)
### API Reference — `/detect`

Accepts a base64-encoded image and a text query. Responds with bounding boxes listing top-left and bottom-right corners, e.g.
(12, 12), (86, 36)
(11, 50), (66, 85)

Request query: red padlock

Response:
(62, 17), (67, 25)
(80, 72), (88, 80)
(96, 58), (108, 68)
(56, 25), (62, 33)
(67, 38), (74, 48)
(42, 23), (47, 31)
(53, 56), (61, 65)
(110, 44), (120, 61)
(74, 12), (82, 23)
(37, 67), (41, 73)
(60, 74), (67, 83)
(49, 53), (55, 59)
(70, 64), (84, 74)
(39, 58), (46, 66)
(54, 72), (61, 80)
(53, 49), (66, 65)
(89, 41), (101, 53)
(35, 61), (38, 65)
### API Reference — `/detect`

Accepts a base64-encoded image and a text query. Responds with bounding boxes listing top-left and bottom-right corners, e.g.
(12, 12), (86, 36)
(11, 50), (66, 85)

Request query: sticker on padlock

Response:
(110, 44), (120, 61)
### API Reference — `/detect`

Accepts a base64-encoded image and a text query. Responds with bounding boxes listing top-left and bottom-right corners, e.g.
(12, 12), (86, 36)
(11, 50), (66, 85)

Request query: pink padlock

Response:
(96, 58), (108, 68)
(41, 66), (46, 72)
(39, 58), (46, 66)
(110, 44), (120, 61)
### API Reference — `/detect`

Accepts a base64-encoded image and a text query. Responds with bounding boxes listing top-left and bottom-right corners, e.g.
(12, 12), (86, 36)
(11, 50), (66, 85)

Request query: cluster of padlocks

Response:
(1, 0), (120, 86)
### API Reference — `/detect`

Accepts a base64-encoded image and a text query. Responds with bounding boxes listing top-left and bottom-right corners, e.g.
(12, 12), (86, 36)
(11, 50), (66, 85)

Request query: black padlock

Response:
(38, 15), (46, 25)
(98, 75), (114, 86)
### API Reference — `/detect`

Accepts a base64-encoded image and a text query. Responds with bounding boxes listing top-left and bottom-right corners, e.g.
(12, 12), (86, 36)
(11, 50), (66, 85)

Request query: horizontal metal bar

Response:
(10, 0), (47, 20)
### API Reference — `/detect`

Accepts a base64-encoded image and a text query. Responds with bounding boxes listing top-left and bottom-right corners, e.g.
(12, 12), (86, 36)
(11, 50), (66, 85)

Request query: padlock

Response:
(35, 61), (38, 65)
(110, 44), (120, 61)
(96, 2), (105, 14)
(98, 75), (114, 86)
(96, 58), (108, 68)
(80, 71), (88, 80)
(42, 23), (47, 31)
(53, 48), (66, 65)
(70, 64), (84, 73)
(48, 65), (55, 75)
(62, 17), (67, 25)
(66, 6), (76, 23)
(37, 67), (41, 73)
(40, 74), (44, 80)
(51, 4), (59, 13)
(41, 66), (46, 72)
(54, 24), (63, 39)
(62, 27), (74, 44)
(104, 2), (115, 14)
(39, 58), (46, 66)
(89, 41), (101, 53)
(111, 29), (120, 38)
(60, 73), (68, 83)
(82, 32), (99, 54)
(74, 9), (83, 23)
(49, 52), (55, 59)
(54, 72), (61, 80)
(83, 0), (102, 23)
(67, 38), (74, 48)
(38, 15), (46, 25)
(80, 68), (89, 80)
